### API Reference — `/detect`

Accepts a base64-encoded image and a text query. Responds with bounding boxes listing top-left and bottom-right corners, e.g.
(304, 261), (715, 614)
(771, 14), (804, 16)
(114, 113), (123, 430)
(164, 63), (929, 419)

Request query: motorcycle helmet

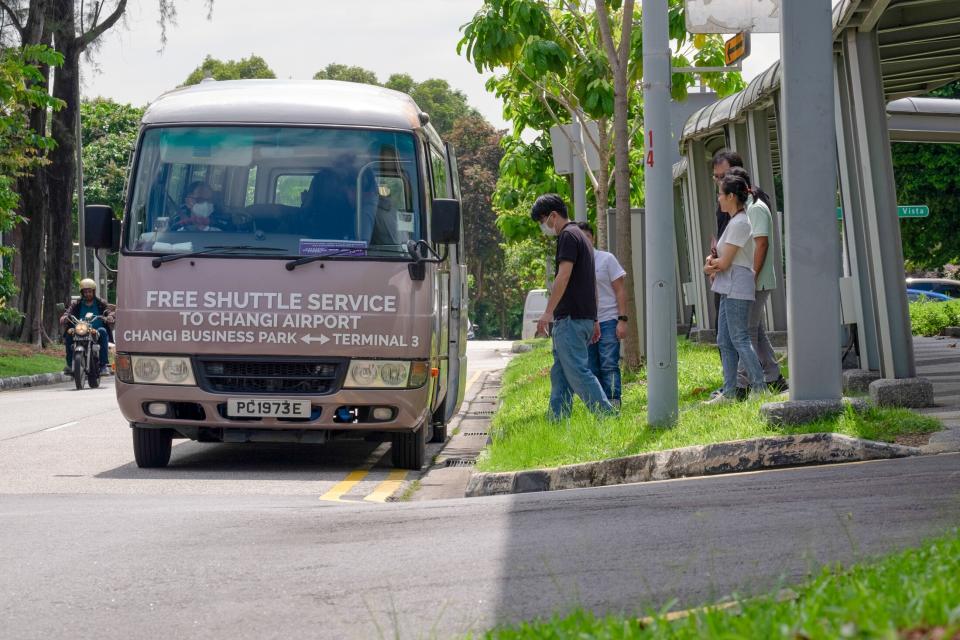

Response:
(79, 278), (97, 292)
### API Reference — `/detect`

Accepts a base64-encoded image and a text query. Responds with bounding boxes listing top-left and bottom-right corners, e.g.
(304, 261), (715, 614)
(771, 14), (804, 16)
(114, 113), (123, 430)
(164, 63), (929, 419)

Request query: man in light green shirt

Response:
(737, 189), (787, 392)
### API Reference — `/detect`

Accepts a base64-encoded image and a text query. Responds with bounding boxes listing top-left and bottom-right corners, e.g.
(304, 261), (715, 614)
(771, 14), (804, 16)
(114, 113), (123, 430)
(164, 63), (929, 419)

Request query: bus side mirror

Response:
(431, 199), (460, 244)
(85, 204), (119, 251)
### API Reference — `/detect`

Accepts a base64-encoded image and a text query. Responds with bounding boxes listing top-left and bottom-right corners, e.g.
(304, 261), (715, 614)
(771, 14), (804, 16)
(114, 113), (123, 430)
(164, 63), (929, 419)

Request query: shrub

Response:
(909, 299), (960, 336)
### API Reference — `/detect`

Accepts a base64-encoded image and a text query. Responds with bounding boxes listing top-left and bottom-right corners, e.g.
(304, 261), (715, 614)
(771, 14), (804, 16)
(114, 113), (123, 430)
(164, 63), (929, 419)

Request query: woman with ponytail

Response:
(726, 166), (787, 392)
(703, 173), (767, 403)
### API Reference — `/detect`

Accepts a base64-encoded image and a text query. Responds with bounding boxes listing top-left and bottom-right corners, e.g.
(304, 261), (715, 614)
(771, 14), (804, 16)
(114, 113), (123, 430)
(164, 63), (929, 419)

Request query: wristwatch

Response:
(617, 315), (628, 322)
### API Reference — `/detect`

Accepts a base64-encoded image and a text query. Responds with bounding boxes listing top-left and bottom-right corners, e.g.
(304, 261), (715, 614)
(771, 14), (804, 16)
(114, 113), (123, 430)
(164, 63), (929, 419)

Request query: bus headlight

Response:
(127, 355), (196, 386)
(343, 360), (418, 389)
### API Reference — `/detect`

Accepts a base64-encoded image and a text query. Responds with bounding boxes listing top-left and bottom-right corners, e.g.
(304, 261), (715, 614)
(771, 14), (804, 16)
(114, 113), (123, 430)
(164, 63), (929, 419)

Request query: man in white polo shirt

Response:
(577, 222), (628, 409)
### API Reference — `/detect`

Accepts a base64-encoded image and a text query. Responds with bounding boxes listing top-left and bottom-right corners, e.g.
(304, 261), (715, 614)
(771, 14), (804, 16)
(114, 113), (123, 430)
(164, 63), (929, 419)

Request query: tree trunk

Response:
(596, 0), (641, 369)
(44, 4), (80, 342)
(10, 21), (53, 345)
(594, 119), (610, 251)
(12, 173), (48, 345)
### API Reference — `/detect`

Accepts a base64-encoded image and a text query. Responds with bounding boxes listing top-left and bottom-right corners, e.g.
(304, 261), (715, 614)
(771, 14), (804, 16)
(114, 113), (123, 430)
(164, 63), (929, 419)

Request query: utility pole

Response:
(643, 0), (678, 426)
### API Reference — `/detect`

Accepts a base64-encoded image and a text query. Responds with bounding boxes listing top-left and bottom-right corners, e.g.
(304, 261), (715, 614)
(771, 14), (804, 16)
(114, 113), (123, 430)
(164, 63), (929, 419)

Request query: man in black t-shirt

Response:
(531, 194), (613, 420)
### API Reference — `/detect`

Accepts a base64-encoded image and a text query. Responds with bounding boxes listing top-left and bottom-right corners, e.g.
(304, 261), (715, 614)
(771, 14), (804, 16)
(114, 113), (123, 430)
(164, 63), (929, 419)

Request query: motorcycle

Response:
(65, 312), (108, 390)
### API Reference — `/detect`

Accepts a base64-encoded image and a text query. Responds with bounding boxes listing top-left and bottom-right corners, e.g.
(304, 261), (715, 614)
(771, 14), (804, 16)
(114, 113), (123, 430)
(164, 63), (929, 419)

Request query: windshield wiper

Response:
(285, 248), (369, 271)
(152, 245), (286, 268)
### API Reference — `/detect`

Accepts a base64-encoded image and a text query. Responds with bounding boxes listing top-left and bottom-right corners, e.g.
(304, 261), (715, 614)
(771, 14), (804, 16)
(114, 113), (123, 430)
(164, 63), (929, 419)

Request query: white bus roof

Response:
(142, 79), (429, 132)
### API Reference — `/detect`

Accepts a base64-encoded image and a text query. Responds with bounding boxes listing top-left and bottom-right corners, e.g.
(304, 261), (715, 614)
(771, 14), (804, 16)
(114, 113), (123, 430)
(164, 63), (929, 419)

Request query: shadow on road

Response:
(96, 439), (387, 481)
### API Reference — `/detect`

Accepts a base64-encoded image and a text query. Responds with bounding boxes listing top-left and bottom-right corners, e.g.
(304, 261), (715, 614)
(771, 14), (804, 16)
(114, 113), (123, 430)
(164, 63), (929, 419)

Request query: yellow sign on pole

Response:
(724, 32), (751, 65)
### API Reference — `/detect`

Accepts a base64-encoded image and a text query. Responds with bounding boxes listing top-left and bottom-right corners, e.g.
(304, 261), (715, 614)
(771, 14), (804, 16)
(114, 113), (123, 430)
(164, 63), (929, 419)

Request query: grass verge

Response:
(0, 339), (64, 378)
(478, 339), (940, 472)
(481, 528), (960, 639)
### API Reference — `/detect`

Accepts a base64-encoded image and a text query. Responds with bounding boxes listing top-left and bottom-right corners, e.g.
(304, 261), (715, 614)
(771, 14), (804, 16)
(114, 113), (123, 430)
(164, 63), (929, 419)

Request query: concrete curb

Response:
(0, 371), (72, 392)
(464, 433), (920, 497)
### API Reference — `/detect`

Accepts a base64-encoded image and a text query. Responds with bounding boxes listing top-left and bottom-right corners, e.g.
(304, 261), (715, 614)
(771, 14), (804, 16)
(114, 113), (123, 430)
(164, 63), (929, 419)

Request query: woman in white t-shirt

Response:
(703, 173), (767, 403)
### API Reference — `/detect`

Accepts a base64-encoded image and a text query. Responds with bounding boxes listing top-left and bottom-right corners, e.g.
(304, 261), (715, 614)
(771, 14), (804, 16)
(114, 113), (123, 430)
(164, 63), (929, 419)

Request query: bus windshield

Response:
(126, 126), (422, 258)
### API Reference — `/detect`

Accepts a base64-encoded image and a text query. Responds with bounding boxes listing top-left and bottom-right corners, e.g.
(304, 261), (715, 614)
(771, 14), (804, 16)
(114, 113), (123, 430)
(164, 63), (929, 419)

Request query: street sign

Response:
(684, 0), (780, 34)
(724, 32), (751, 65)
(898, 205), (929, 218)
(836, 205), (929, 219)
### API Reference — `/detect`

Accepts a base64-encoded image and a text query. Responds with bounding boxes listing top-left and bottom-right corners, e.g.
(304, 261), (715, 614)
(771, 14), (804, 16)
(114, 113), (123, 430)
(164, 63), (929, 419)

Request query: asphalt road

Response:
(2, 343), (960, 638)
(0, 340), (513, 500)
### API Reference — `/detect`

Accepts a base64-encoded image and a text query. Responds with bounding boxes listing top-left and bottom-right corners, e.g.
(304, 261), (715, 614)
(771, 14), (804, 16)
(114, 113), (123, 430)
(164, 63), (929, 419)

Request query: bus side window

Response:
(429, 147), (448, 198)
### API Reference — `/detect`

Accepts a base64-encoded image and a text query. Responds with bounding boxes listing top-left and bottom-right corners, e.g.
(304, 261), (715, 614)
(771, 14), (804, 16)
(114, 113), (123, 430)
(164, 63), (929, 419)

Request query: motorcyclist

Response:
(60, 278), (115, 376)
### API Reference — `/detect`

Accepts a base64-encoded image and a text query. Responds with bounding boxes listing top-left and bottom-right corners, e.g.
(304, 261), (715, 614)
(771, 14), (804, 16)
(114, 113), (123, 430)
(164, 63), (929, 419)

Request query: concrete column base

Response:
(842, 369), (881, 394)
(688, 328), (716, 344)
(868, 377), (934, 408)
(760, 397), (870, 426)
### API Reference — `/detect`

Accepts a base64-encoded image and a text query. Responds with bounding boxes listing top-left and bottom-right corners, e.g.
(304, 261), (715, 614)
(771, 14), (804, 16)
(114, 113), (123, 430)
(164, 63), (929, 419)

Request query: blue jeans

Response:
(588, 319), (621, 403)
(549, 318), (613, 420)
(65, 327), (109, 370)
(717, 296), (765, 397)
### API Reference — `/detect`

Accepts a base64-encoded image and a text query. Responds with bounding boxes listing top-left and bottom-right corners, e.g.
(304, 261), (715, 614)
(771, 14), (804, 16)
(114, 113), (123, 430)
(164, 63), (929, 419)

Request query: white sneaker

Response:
(703, 393), (733, 405)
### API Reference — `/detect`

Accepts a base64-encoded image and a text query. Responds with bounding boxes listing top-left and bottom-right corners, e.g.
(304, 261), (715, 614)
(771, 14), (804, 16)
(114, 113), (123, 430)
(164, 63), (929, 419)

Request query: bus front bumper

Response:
(116, 380), (432, 435)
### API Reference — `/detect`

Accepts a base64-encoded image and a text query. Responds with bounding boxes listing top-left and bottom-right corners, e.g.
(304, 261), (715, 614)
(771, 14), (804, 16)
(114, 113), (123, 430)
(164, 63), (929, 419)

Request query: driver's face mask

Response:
(191, 201), (214, 218)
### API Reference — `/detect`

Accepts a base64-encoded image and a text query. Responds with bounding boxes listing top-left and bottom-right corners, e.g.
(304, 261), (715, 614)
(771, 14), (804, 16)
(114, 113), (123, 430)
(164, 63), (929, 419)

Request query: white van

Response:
(521, 289), (549, 340)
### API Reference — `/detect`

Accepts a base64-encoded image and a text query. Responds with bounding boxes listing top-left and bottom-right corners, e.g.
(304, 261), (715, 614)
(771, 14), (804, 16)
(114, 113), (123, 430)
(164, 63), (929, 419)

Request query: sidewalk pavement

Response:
(913, 335), (960, 453)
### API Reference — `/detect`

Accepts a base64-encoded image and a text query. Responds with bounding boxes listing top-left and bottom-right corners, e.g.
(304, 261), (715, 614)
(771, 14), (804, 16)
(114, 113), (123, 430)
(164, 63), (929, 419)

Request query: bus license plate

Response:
(227, 398), (311, 418)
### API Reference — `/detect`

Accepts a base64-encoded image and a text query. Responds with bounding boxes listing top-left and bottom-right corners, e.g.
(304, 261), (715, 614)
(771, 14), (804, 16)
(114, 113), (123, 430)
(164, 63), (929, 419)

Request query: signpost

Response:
(549, 119), (601, 223)
(684, 0), (780, 33)
(724, 32), (751, 65)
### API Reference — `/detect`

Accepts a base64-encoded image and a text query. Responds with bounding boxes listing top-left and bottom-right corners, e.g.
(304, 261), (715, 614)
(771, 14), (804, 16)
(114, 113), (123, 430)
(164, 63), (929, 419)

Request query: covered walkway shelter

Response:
(672, 0), (960, 404)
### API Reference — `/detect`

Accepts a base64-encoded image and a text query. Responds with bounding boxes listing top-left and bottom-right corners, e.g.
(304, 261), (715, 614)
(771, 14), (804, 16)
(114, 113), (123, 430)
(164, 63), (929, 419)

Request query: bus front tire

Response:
(428, 423), (447, 443)
(391, 426), (426, 470)
(132, 426), (173, 468)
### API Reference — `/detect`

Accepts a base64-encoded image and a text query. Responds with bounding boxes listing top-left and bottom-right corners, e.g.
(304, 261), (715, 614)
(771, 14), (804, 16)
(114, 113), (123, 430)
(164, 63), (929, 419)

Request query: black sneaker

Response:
(768, 376), (789, 393)
(735, 387), (748, 401)
(62, 366), (72, 375)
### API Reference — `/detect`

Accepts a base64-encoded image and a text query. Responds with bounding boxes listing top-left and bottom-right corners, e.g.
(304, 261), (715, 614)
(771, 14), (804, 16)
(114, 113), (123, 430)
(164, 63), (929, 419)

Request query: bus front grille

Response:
(196, 358), (344, 395)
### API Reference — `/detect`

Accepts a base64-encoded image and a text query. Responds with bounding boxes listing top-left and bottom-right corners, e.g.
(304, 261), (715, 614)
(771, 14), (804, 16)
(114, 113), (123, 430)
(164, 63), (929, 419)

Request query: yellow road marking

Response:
(363, 469), (408, 503)
(465, 370), (482, 396)
(318, 443), (389, 503)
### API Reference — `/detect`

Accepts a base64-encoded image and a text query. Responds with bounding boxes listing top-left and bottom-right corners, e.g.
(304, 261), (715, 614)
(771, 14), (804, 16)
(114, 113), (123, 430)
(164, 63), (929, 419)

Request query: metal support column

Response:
(745, 107), (787, 331)
(839, 28), (915, 378)
(729, 122), (753, 174)
(685, 140), (718, 333)
(780, 0), (842, 401)
(643, 0), (678, 425)
(834, 40), (881, 372)
(673, 184), (693, 326)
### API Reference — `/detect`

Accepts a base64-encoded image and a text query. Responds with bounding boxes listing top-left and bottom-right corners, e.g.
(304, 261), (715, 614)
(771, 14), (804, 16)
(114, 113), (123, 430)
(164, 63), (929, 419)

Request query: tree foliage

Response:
(893, 80), (960, 273)
(312, 63), (378, 85)
(460, 0), (744, 243)
(0, 44), (63, 325)
(307, 65), (479, 137)
(183, 54), (275, 85)
(79, 99), (143, 217)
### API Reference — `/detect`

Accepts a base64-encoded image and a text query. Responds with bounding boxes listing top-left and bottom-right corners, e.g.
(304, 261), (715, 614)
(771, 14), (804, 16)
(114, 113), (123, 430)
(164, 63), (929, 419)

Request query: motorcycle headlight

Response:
(74, 322), (89, 336)
(343, 360), (412, 389)
(128, 355), (195, 386)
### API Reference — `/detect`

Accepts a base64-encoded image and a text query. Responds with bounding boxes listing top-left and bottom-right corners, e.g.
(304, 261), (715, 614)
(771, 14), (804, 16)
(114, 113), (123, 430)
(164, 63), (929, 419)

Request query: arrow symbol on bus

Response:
(301, 334), (330, 345)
